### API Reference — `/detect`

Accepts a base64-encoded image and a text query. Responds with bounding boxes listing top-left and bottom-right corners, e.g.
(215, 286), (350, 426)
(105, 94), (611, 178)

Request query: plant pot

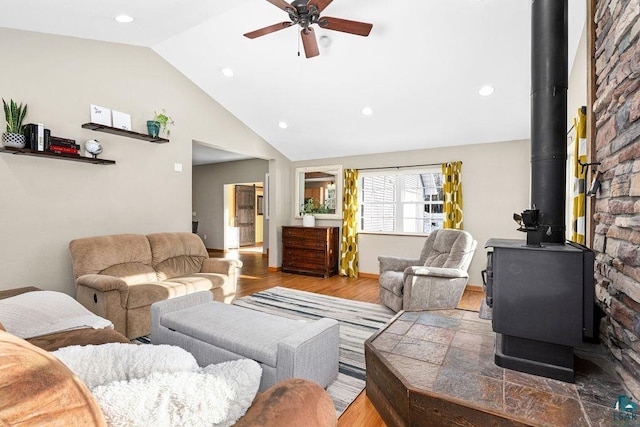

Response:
(302, 214), (316, 227)
(147, 120), (160, 138)
(2, 132), (26, 148)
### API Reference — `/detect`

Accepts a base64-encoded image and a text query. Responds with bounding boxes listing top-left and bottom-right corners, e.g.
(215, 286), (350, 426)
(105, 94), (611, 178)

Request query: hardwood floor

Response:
(213, 250), (483, 427)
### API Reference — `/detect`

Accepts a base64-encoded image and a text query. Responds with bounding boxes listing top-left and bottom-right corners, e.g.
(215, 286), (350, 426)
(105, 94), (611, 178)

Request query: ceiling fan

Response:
(243, 0), (373, 58)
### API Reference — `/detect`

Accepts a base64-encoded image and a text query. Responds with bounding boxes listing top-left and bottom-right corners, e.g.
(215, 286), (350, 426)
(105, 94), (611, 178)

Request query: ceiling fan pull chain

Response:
(297, 30), (301, 56)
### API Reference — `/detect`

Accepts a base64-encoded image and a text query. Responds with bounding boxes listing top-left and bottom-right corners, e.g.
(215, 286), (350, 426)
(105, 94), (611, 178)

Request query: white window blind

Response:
(359, 167), (444, 234)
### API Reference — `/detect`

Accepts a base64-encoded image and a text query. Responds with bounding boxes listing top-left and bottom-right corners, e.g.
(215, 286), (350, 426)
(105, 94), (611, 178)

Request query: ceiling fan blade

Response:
(301, 28), (320, 58)
(266, 0), (293, 12)
(309, 0), (333, 13)
(244, 22), (293, 39)
(319, 16), (373, 36)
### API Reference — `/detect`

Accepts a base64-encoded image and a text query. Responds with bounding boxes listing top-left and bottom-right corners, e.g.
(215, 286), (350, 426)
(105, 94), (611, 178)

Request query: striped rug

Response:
(233, 287), (395, 416)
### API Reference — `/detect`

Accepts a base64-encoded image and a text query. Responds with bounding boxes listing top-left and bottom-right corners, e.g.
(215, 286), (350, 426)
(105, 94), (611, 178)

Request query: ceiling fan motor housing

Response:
(288, 0), (321, 29)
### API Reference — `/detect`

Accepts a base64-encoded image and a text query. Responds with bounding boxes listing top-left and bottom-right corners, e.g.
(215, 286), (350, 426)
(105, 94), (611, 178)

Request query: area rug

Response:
(232, 287), (395, 416)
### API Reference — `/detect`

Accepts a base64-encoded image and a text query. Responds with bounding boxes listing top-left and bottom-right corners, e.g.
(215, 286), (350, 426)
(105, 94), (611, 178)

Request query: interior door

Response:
(235, 185), (256, 247)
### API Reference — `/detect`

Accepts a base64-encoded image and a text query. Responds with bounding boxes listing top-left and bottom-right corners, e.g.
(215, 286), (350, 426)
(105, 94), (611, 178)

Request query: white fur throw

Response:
(53, 343), (199, 388)
(92, 360), (262, 427)
(0, 291), (112, 338)
(53, 343), (262, 426)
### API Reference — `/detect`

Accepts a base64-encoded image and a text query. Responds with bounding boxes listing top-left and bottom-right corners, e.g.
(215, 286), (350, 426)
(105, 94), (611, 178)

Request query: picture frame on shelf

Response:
(90, 104), (111, 126)
(112, 110), (132, 131)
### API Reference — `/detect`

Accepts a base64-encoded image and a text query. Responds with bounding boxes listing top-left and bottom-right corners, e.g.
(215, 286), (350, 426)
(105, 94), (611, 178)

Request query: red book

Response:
(49, 144), (79, 154)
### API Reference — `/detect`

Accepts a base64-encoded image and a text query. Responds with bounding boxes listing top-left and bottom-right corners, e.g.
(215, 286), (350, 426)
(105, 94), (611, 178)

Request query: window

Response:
(359, 168), (444, 234)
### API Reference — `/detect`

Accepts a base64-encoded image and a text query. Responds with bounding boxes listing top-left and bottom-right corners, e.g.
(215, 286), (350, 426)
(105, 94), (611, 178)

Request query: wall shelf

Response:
(0, 146), (116, 165)
(81, 123), (169, 143)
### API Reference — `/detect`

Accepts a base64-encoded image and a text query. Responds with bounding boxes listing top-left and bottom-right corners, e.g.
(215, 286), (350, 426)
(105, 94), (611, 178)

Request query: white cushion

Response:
(0, 291), (112, 338)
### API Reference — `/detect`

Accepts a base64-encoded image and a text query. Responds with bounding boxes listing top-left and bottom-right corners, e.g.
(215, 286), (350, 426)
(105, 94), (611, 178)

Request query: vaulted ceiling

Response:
(0, 0), (586, 161)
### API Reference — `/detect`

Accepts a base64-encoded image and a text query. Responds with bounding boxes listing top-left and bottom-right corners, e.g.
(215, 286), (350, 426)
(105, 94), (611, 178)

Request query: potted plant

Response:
(2, 99), (28, 148)
(147, 109), (174, 138)
(300, 198), (329, 227)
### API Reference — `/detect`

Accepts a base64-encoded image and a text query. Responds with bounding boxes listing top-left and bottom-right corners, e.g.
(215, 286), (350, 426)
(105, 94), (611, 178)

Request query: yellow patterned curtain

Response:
(571, 107), (587, 244)
(442, 161), (463, 229)
(340, 169), (359, 277)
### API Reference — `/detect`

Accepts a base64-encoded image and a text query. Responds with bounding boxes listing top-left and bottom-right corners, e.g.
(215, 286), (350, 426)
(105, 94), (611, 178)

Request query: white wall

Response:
(293, 139), (531, 286)
(0, 28), (288, 294)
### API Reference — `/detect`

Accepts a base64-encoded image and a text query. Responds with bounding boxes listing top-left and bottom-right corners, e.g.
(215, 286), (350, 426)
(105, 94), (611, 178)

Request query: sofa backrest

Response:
(147, 232), (209, 281)
(419, 229), (476, 270)
(69, 234), (157, 285)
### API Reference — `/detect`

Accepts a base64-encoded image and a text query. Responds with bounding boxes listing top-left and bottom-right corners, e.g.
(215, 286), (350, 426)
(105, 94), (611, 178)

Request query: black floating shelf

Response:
(0, 146), (116, 165)
(81, 122), (169, 143)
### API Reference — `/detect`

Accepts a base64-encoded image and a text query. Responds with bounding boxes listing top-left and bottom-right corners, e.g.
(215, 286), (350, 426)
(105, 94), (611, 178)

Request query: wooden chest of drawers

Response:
(282, 226), (339, 278)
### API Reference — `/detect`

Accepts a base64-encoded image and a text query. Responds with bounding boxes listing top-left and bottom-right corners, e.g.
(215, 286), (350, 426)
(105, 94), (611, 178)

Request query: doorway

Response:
(224, 182), (264, 253)
(235, 185), (256, 247)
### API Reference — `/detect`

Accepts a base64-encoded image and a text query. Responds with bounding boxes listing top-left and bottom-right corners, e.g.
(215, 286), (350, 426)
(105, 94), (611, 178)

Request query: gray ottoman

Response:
(150, 291), (340, 392)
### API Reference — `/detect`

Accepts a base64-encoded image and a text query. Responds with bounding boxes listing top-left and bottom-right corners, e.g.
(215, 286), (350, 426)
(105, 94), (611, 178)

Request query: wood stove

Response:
(485, 239), (594, 382)
(484, 0), (596, 382)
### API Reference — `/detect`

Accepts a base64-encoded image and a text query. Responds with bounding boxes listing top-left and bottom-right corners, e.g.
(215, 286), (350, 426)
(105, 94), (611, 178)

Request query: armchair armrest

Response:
(200, 258), (243, 275)
(74, 274), (131, 336)
(405, 266), (469, 279)
(378, 256), (421, 273)
(75, 274), (129, 293)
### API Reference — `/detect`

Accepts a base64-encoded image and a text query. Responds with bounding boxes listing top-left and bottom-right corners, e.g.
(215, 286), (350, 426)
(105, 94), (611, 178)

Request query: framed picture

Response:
(257, 195), (264, 215)
(112, 110), (132, 131)
(264, 173), (269, 219)
(90, 104), (111, 126)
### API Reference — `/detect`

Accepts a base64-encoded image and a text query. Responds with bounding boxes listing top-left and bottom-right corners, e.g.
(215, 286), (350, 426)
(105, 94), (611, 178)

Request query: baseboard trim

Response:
(359, 272), (379, 279)
(466, 284), (484, 292)
(267, 266), (281, 272)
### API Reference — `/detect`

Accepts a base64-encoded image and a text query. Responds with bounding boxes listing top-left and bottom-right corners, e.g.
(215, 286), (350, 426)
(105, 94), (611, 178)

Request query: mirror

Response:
(294, 165), (343, 220)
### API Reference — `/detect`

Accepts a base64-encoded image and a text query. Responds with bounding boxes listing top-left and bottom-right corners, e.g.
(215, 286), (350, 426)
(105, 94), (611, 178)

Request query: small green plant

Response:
(300, 198), (330, 215)
(153, 109), (174, 136)
(2, 99), (28, 134)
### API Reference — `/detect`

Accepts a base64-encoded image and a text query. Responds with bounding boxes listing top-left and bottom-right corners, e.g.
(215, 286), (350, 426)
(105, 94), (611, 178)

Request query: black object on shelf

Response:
(0, 146), (115, 165)
(82, 122), (169, 144)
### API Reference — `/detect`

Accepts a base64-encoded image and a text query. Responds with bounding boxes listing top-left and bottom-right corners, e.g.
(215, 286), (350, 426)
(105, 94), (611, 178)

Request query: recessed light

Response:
(221, 68), (235, 78)
(478, 85), (495, 96)
(278, 121), (288, 129)
(114, 15), (134, 23)
(361, 107), (373, 116)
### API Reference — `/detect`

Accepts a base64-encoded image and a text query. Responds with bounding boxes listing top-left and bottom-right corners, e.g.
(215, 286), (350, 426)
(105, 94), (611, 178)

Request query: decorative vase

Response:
(1, 132), (26, 148)
(147, 120), (160, 138)
(302, 214), (316, 227)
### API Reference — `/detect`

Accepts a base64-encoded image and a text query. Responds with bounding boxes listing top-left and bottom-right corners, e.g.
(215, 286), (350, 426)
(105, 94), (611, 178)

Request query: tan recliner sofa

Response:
(69, 232), (242, 339)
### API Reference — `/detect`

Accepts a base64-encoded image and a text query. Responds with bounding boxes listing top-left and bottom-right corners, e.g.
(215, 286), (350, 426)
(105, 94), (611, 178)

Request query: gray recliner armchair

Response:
(378, 229), (477, 312)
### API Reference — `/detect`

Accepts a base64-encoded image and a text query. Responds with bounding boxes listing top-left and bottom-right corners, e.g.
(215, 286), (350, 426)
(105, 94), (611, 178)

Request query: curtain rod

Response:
(357, 161), (461, 172)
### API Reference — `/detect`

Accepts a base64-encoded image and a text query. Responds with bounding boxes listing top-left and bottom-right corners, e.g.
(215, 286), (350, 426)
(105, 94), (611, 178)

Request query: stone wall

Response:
(593, 0), (640, 397)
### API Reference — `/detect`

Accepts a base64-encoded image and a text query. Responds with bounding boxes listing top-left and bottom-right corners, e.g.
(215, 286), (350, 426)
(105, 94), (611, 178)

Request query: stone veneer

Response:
(593, 0), (640, 398)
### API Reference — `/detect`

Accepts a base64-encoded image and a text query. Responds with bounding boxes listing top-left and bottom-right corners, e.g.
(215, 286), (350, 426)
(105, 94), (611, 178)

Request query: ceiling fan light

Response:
(319, 35), (332, 47)
(221, 68), (235, 78)
(478, 85), (495, 96)
(114, 15), (134, 23)
(278, 121), (288, 129)
(361, 107), (373, 116)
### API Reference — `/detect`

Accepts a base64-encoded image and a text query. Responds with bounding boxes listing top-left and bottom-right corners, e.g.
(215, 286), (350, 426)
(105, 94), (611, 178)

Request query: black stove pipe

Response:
(531, 0), (568, 244)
